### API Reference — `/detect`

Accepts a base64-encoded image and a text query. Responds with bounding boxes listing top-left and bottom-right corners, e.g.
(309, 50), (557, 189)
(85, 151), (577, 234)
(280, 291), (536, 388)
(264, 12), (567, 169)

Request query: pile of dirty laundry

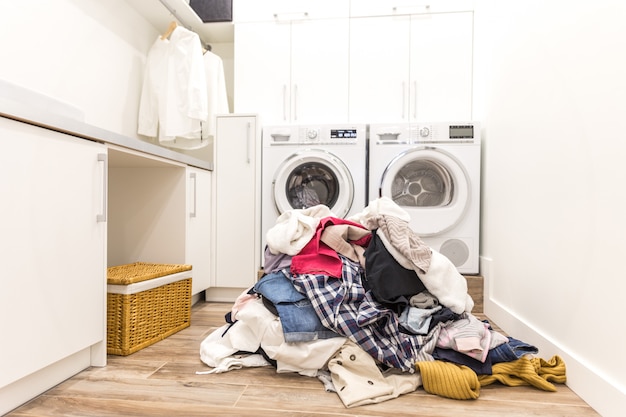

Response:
(197, 197), (566, 408)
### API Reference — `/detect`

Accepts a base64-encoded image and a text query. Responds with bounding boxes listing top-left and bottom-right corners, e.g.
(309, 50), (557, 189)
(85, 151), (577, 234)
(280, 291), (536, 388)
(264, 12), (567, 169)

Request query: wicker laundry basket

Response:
(107, 262), (192, 356)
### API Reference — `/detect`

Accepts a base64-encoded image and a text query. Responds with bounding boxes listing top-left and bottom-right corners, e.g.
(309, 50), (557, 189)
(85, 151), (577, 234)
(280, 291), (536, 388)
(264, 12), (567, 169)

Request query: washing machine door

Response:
(273, 149), (354, 217)
(380, 147), (470, 236)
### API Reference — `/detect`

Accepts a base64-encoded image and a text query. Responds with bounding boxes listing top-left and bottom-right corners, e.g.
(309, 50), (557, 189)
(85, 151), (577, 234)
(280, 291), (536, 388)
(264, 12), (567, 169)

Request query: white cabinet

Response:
(107, 147), (212, 298)
(349, 10), (474, 123)
(186, 166), (212, 295)
(107, 147), (187, 267)
(0, 117), (106, 414)
(233, 0), (350, 124)
(207, 114), (260, 301)
(233, 0), (349, 22)
(349, 0), (473, 17)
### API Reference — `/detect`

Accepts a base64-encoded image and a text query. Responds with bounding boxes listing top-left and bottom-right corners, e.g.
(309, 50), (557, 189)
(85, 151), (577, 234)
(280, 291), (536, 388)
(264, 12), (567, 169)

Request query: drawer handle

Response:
(246, 122), (251, 164)
(393, 5), (431, 14)
(97, 153), (107, 223)
(273, 11), (309, 21)
(189, 172), (197, 218)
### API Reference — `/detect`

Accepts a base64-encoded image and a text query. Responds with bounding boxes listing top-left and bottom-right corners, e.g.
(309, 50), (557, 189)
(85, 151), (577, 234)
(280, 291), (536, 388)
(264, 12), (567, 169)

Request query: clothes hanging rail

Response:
(158, 0), (192, 30)
(157, 0), (211, 49)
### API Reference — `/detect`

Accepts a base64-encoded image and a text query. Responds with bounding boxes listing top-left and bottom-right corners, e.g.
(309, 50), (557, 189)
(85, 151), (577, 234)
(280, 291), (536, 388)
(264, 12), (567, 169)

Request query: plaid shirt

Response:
(289, 255), (442, 373)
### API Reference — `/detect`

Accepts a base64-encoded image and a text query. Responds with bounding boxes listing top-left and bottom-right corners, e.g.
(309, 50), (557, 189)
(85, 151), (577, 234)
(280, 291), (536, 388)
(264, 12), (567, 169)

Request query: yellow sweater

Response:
(478, 355), (566, 391)
(416, 355), (566, 400)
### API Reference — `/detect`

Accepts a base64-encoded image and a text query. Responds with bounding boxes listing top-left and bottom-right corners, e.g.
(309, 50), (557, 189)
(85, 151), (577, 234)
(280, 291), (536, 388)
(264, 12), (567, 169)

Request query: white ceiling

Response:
(125, 0), (234, 44)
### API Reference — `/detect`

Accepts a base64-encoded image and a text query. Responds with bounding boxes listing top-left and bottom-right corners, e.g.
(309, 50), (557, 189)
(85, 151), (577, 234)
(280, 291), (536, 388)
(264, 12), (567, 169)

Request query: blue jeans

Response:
(488, 337), (539, 364)
(254, 270), (339, 342)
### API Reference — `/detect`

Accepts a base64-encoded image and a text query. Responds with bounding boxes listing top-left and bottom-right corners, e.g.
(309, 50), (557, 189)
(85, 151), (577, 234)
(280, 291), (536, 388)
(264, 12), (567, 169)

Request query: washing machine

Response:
(261, 124), (367, 263)
(368, 121), (481, 274)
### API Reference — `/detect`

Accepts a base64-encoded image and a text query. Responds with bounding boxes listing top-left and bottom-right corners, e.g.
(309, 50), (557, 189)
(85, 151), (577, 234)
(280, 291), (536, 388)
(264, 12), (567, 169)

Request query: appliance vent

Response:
(439, 239), (469, 267)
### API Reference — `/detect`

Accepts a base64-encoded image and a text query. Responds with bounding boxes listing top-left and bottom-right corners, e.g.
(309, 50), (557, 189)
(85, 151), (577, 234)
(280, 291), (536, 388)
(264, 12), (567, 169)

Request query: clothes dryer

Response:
(368, 122), (481, 274)
(261, 124), (367, 264)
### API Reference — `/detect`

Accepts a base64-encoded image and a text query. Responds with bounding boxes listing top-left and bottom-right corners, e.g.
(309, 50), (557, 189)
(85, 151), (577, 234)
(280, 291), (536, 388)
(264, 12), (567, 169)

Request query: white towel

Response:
(266, 204), (334, 255)
(347, 196), (411, 226)
(417, 250), (474, 314)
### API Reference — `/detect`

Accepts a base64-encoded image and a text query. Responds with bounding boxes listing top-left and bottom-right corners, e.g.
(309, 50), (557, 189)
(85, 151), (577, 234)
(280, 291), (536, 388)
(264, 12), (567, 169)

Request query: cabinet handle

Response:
(293, 84), (298, 121)
(246, 122), (251, 164)
(273, 11), (308, 21)
(282, 84), (287, 121)
(393, 5), (430, 14)
(96, 153), (107, 223)
(413, 81), (418, 120)
(402, 81), (406, 120)
(189, 172), (197, 218)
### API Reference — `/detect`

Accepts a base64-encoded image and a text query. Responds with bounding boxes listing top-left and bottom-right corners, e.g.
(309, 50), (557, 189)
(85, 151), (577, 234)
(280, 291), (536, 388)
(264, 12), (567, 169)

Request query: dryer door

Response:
(380, 147), (469, 236)
(273, 149), (354, 217)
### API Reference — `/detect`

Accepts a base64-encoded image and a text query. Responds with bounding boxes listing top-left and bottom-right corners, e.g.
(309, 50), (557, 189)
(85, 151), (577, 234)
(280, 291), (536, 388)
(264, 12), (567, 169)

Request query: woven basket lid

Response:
(107, 262), (192, 285)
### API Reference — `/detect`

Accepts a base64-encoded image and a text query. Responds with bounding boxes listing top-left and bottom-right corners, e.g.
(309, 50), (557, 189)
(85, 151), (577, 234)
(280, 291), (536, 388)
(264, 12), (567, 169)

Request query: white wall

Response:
(474, 1), (626, 416)
(0, 0), (156, 138)
(3, 0), (624, 415)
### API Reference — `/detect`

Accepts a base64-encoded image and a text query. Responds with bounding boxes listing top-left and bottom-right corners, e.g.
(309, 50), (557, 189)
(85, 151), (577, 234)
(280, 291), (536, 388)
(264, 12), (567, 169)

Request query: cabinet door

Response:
(186, 167), (212, 294)
(213, 115), (259, 290)
(235, 16), (350, 125)
(0, 117), (106, 388)
(234, 0), (349, 22)
(410, 12), (474, 121)
(291, 18), (350, 124)
(349, 12), (474, 123)
(349, 15), (411, 123)
(234, 21), (291, 123)
(350, 0), (471, 17)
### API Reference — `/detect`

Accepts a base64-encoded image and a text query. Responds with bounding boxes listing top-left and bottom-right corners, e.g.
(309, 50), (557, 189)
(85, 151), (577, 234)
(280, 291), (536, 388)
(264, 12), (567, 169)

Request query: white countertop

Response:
(0, 79), (213, 171)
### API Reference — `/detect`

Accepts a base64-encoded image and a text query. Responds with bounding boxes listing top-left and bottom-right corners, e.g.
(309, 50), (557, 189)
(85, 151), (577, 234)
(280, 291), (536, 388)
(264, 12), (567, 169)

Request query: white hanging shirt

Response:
(201, 50), (230, 139)
(137, 26), (208, 145)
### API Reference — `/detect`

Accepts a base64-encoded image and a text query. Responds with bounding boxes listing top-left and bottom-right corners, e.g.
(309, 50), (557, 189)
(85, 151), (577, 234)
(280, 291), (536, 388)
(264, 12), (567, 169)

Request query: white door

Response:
(410, 12), (474, 121)
(213, 115), (259, 289)
(235, 17), (350, 125)
(272, 149), (355, 218)
(380, 146), (470, 236)
(349, 12), (473, 123)
(0, 118), (106, 388)
(234, 21), (291, 122)
(186, 167), (212, 294)
(290, 17), (350, 123)
(349, 15), (411, 123)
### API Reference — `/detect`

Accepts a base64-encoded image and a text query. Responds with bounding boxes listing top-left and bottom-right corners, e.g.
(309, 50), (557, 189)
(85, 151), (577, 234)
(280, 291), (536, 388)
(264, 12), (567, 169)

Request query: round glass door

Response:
(273, 149), (354, 217)
(380, 147), (470, 236)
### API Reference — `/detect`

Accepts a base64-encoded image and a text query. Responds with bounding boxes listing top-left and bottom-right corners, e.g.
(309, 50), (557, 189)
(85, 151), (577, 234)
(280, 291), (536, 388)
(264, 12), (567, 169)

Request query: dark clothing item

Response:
(433, 347), (493, 375)
(363, 230), (427, 313)
(428, 307), (462, 331)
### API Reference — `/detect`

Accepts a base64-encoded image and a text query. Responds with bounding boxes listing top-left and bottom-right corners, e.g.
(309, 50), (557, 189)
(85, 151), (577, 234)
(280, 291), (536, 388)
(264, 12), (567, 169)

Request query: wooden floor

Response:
(6, 301), (600, 417)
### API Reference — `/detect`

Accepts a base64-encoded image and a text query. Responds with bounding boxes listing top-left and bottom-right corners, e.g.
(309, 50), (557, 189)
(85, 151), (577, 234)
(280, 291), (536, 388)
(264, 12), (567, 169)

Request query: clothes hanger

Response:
(161, 21), (177, 40)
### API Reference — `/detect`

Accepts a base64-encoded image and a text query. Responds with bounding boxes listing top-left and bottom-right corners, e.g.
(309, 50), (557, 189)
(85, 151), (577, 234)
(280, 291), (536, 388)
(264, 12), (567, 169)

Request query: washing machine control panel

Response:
(298, 126), (360, 144)
(411, 122), (479, 144)
(419, 126), (431, 138)
(371, 122), (480, 145)
(304, 128), (319, 141)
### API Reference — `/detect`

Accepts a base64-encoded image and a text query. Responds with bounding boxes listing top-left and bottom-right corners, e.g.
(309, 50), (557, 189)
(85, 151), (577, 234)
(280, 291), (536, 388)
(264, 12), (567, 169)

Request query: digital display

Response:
(331, 129), (357, 139)
(449, 125), (474, 139)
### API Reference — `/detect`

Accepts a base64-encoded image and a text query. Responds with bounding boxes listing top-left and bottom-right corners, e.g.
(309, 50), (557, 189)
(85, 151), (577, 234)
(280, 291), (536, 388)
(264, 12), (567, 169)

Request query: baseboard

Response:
(481, 256), (624, 417)
(204, 287), (246, 303)
(0, 349), (91, 415)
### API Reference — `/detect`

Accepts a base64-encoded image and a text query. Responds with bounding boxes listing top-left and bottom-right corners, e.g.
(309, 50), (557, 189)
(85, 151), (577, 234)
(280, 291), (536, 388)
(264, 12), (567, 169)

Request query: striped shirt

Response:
(289, 255), (444, 372)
